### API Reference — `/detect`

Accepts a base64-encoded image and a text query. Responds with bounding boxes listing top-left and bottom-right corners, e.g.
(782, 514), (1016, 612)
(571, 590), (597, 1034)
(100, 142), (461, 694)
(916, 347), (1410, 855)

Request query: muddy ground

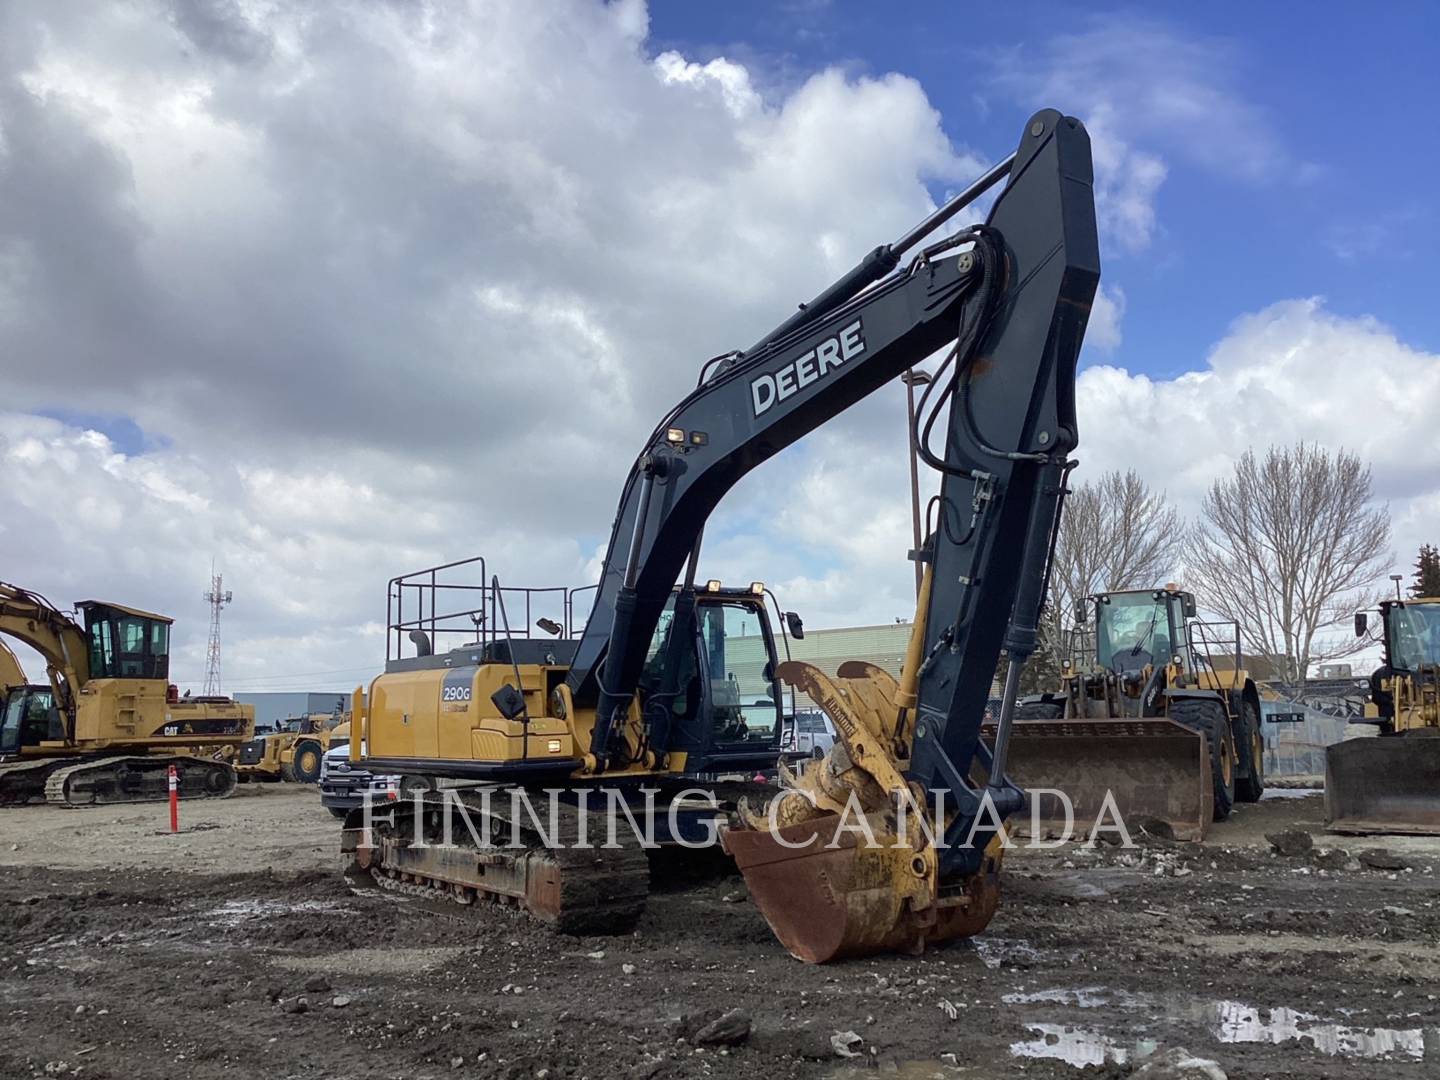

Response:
(2, 785), (1438, 1080)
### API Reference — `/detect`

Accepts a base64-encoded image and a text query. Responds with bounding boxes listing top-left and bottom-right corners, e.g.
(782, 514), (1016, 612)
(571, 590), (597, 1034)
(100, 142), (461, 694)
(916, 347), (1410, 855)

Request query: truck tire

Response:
(291, 741), (323, 784)
(398, 775), (433, 797)
(1170, 697), (1235, 822)
(328, 806), (349, 819)
(1234, 699), (1265, 803)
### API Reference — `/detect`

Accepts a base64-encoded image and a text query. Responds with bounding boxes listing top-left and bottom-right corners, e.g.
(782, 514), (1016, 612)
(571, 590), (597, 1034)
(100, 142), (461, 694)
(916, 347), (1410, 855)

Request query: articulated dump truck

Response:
(1326, 597), (1440, 834)
(999, 586), (1266, 841)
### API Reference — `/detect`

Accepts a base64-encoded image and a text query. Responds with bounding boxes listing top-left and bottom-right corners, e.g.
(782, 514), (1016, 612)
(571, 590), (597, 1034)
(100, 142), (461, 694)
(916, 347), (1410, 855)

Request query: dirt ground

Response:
(2, 785), (1438, 1080)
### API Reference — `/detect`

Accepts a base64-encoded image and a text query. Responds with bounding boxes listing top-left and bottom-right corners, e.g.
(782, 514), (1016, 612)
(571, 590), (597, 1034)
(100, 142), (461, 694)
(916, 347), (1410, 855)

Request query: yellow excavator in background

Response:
(343, 109), (1100, 961)
(1326, 597), (1440, 833)
(0, 581), (252, 806)
(0, 639), (25, 703)
(1003, 585), (1265, 840)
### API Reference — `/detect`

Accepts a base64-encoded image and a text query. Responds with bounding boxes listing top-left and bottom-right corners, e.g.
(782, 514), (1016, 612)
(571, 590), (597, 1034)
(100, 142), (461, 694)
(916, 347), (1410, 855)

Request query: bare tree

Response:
(1026, 470), (1183, 680)
(1051, 470), (1184, 614)
(1186, 443), (1390, 686)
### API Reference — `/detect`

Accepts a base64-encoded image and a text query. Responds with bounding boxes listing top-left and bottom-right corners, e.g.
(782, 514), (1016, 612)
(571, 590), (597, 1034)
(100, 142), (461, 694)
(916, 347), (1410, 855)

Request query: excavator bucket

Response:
(723, 815), (1001, 963)
(989, 717), (1214, 842)
(1325, 736), (1440, 835)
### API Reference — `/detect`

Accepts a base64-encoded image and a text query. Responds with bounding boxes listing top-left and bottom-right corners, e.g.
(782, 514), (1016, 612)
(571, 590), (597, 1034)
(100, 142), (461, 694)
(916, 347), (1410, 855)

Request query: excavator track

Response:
(341, 789), (651, 935)
(42, 755), (238, 806)
(0, 759), (64, 805)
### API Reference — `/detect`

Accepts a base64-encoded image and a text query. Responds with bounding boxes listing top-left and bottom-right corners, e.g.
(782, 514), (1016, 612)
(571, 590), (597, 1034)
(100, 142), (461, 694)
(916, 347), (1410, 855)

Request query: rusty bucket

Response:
(988, 716), (1213, 842)
(722, 813), (1001, 963)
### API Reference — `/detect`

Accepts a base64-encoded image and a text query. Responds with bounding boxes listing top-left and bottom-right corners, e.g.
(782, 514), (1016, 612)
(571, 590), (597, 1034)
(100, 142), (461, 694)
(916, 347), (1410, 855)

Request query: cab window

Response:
(699, 602), (778, 742)
(639, 600), (700, 723)
(84, 607), (170, 680)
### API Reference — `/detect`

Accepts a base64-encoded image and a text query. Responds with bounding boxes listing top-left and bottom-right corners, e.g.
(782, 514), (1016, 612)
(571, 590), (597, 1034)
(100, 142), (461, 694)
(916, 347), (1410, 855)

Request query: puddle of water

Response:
(1214, 1000), (1426, 1059)
(208, 898), (349, 927)
(970, 937), (1046, 970)
(1009, 1023), (1144, 1067)
(1260, 788), (1321, 800)
(1003, 985), (1150, 1009)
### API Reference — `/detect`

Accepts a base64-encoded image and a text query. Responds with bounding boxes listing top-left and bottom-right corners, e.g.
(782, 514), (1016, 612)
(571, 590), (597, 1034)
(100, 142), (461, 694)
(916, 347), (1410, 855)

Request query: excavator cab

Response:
(0, 686), (61, 755)
(637, 584), (785, 769)
(78, 602), (172, 681)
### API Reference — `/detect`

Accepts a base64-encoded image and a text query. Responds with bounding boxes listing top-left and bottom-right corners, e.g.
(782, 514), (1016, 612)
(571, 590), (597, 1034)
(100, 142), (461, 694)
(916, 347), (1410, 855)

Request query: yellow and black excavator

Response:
(1326, 597), (1440, 833)
(0, 582), (252, 806)
(1002, 585), (1266, 840)
(342, 108), (1100, 961)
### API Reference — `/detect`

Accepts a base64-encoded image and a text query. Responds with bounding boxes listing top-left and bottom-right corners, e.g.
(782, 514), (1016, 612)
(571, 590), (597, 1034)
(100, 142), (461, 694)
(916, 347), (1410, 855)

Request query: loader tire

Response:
(1234, 699), (1265, 803)
(1170, 698), (1235, 822)
(291, 741), (323, 784)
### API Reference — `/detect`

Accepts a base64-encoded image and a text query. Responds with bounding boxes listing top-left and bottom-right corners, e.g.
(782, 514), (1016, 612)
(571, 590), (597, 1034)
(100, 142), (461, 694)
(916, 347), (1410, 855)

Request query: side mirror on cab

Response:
(785, 611), (805, 640)
(1354, 611), (1368, 637)
(1073, 599), (1088, 625)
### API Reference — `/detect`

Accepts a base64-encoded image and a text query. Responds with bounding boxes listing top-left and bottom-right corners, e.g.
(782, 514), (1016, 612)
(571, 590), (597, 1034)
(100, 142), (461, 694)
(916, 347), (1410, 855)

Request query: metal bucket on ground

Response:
(1325, 735), (1440, 835)
(987, 717), (1213, 842)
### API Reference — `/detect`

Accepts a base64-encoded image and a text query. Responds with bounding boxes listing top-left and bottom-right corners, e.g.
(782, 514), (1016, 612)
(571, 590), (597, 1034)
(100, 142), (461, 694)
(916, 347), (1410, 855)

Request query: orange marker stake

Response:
(168, 764), (179, 833)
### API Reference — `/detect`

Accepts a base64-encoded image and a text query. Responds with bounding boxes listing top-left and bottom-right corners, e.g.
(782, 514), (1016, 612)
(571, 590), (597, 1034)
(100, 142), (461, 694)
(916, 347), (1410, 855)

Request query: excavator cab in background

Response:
(0, 582), (252, 806)
(1326, 597), (1440, 833)
(1005, 585), (1265, 840)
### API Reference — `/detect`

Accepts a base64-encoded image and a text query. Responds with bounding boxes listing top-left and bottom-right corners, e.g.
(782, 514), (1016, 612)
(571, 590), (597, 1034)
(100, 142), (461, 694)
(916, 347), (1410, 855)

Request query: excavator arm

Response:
(569, 108), (1096, 765)
(0, 640), (25, 697)
(0, 583), (91, 729)
(566, 110), (1099, 961)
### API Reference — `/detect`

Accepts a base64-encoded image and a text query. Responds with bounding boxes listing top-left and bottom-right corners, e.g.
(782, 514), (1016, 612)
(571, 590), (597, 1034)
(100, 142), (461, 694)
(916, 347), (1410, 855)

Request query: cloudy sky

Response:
(3, 1), (1437, 693)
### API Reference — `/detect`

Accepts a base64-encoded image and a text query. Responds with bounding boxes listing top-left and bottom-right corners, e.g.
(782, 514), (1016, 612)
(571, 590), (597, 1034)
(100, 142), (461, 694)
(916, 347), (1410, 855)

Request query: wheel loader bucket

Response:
(1325, 737), (1440, 835)
(722, 814), (1000, 964)
(987, 717), (1213, 842)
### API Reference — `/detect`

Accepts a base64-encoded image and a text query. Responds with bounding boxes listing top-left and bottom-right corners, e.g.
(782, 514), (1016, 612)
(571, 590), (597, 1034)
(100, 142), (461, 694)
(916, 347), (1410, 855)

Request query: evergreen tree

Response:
(1412, 544), (1440, 598)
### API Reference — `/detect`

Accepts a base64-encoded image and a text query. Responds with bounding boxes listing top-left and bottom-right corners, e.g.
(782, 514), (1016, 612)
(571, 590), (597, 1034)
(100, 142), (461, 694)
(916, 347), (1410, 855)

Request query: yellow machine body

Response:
(1002, 586), (1264, 842)
(1327, 596), (1440, 834)
(0, 583), (251, 804)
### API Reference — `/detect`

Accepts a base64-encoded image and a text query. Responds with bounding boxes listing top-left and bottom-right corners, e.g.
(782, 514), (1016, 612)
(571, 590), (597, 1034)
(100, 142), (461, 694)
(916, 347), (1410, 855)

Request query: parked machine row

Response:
(6, 105), (1434, 968)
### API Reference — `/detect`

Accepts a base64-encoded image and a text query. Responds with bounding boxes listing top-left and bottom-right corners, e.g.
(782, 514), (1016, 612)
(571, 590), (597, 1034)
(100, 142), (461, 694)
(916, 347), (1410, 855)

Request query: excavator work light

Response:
(665, 427), (685, 444)
(749, 582), (765, 595)
(705, 579), (722, 592)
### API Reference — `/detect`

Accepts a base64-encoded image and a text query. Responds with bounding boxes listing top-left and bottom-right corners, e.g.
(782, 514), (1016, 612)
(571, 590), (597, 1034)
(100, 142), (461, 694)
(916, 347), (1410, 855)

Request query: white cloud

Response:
(3, 3), (1427, 700)
(991, 19), (1293, 254)
(1086, 283), (1126, 352)
(0, 0), (990, 689)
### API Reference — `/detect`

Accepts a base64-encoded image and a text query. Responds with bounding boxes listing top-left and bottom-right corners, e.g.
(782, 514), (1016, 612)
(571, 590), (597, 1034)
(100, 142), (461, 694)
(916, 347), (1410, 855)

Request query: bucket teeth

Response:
(727, 657), (1002, 962)
(723, 815), (1002, 963)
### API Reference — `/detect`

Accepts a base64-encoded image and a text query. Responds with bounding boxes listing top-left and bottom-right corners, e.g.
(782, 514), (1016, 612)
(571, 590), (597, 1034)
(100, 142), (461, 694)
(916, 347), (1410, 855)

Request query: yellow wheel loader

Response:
(1326, 598), (1440, 833)
(234, 712), (345, 783)
(0, 582), (253, 806)
(343, 109), (1101, 961)
(1000, 586), (1265, 841)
